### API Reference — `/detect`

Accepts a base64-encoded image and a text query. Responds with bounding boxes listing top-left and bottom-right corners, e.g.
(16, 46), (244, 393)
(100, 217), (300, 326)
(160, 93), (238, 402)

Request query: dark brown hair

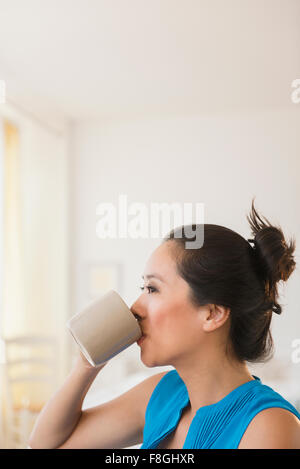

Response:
(163, 198), (296, 363)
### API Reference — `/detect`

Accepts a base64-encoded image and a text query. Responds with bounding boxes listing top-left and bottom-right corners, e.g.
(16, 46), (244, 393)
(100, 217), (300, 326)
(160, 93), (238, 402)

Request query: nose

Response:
(130, 301), (144, 326)
(130, 306), (142, 322)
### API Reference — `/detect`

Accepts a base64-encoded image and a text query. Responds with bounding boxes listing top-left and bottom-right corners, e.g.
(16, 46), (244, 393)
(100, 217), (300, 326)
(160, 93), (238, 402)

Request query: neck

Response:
(174, 351), (253, 417)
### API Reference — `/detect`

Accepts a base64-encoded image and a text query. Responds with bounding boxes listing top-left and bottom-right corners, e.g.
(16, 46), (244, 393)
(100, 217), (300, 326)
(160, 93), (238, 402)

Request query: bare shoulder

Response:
(141, 370), (169, 391)
(238, 407), (300, 449)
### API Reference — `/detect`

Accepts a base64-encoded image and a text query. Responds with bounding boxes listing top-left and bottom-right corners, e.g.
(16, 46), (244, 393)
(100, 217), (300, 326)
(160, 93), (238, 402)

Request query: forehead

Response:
(143, 242), (179, 280)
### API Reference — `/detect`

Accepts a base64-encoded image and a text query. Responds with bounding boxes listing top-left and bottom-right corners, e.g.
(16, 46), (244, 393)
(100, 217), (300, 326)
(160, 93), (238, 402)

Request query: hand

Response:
(75, 350), (108, 373)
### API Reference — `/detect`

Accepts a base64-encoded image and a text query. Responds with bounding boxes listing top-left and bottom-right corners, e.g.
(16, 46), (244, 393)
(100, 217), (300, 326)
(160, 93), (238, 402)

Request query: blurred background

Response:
(0, 0), (300, 449)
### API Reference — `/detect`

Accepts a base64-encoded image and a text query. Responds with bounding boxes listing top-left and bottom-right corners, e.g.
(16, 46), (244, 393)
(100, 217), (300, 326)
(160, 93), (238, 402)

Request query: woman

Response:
(29, 199), (300, 449)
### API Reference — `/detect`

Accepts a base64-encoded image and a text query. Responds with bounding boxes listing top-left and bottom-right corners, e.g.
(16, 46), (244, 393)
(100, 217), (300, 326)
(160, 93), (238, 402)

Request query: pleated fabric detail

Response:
(141, 369), (300, 449)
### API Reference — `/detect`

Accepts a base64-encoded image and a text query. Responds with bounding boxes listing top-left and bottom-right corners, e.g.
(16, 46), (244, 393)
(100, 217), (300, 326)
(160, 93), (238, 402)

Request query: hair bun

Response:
(247, 199), (296, 286)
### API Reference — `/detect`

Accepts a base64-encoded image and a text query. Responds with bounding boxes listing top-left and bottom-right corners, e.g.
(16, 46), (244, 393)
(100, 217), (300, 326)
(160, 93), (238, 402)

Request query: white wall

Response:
(71, 108), (300, 406)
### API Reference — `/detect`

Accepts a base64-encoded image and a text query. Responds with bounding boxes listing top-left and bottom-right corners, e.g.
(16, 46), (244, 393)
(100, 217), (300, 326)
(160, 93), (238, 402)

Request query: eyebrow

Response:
(142, 274), (164, 282)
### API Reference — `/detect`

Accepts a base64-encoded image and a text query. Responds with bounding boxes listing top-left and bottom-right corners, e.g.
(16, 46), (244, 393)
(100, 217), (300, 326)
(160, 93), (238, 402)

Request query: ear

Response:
(202, 304), (230, 332)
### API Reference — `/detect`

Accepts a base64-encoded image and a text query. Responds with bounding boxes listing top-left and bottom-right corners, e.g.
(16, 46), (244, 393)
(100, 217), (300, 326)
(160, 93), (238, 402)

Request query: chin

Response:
(141, 352), (170, 368)
(141, 355), (158, 368)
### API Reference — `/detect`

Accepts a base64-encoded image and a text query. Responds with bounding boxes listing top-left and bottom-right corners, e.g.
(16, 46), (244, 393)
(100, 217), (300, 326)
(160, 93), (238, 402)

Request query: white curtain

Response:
(0, 108), (69, 447)
(1, 116), (69, 342)
(2, 121), (25, 337)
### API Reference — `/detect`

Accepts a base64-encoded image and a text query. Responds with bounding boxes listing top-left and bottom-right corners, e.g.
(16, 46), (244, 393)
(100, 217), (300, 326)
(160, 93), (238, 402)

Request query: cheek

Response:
(146, 294), (199, 343)
(146, 308), (171, 343)
(149, 310), (167, 331)
(149, 307), (187, 340)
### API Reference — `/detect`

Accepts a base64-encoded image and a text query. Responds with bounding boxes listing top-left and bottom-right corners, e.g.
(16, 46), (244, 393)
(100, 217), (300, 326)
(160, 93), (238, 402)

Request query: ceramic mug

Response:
(67, 289), (142, 367)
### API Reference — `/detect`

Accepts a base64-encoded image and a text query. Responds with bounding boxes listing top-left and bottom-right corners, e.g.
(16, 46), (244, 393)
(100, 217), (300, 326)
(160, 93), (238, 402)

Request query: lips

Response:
(137, 334), (146, 346)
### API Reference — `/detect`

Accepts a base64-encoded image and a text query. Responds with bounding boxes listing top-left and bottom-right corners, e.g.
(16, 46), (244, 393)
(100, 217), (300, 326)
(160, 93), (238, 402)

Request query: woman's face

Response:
(130, 241), (207, 368)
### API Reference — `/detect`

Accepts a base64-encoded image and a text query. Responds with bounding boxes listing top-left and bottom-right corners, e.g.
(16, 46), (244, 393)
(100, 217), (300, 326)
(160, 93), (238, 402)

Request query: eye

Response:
(140, 285), (157, 294)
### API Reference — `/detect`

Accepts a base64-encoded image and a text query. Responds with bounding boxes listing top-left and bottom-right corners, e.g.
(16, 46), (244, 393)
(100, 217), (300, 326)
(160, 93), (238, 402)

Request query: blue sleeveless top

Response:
(140, 369), (300, 449)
